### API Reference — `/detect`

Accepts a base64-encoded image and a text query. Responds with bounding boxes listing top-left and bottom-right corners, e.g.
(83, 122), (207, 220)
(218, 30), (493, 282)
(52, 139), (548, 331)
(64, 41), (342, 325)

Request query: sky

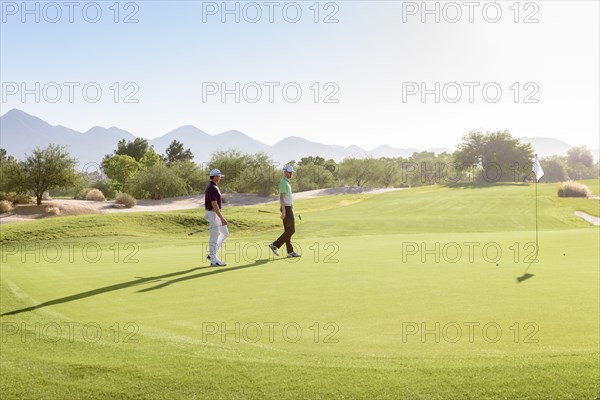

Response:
(1, 0), (599, 151)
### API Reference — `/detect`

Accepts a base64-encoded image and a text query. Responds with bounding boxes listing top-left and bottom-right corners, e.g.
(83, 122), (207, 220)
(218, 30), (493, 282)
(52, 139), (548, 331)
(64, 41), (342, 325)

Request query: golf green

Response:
(1, 181), (598, 399)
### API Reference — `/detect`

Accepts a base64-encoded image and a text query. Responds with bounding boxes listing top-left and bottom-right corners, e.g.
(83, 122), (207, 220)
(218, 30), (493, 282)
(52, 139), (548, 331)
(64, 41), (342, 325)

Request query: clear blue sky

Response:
(1, 1), (598, 150)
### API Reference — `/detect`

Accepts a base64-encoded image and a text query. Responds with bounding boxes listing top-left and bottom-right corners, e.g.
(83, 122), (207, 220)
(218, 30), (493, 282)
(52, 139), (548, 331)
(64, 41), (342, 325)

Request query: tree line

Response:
(1, 131), (598, 204)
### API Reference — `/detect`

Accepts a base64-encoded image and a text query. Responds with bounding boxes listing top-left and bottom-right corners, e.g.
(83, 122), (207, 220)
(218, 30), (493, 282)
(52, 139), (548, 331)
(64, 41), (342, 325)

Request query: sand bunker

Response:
(0, 187), (402, 224)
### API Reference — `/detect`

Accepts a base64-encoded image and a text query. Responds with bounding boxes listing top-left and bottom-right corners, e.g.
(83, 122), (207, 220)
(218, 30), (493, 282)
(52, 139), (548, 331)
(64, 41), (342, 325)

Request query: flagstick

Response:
(535, 170), (539, 260)
(518, 155), (542, 283)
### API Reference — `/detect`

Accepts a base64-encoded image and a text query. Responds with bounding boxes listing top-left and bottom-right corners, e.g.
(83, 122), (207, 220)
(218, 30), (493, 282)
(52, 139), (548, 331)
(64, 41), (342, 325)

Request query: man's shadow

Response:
(137, 259), (270, 292)
(1, 259), (271, 317)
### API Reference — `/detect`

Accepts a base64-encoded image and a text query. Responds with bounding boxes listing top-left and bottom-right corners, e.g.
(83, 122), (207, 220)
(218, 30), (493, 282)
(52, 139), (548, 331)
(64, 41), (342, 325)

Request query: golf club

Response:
(258, 209), (302, 220)
(188, 220), (238, 236)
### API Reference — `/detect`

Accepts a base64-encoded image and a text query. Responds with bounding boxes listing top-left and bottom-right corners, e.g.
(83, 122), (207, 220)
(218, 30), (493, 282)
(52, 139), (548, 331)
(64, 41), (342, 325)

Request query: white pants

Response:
(205, 211), (229, 258)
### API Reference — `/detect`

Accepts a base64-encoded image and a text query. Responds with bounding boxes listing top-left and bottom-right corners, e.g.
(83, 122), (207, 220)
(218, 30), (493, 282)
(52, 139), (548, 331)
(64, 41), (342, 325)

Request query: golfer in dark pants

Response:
(269, 165), (301, 258)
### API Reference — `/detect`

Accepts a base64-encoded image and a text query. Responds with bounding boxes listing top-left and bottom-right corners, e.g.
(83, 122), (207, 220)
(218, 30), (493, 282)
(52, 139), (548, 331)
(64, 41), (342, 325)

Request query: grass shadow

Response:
(1, 260), (272, 316)
(516, 273), (535, 283)
(516, 259), (538, 283)
(137, 259), (271, 292)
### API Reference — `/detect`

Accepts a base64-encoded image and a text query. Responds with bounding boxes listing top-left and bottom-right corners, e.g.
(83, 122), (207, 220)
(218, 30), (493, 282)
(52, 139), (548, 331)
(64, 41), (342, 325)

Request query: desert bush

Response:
(85, 188), (106, 202)
(92, 180), (118, 200)
(0, 200), (14, 213)
(46, 207), (61, 215)
(0, 192), (31, 204)
(557, 181), (591, 198)
(116, 193), (136, 208)
(13, 193), (32, 204)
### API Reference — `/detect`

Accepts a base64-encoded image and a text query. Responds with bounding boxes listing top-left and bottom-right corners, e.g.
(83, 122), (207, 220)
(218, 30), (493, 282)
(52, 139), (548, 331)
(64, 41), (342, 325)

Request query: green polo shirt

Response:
(279, 176), (293, 206)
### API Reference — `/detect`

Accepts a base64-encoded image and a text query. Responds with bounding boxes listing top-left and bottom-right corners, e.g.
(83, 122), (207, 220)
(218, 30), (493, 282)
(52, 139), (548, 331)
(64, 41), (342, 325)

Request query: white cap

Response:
(209, 168), (224, 177)
(283, 165), (295, 173)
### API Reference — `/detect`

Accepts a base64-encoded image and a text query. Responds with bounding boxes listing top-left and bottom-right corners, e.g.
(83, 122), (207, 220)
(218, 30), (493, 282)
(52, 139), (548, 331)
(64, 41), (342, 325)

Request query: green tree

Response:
(171, 160), (205, 194)
(233, 152), (278, 196)
(164, 140), (194, 165)
(49, 171), (87, 198)
(294, 156), (336, 191)
(114, 138), (150, 161)
(140, 148), (163, 169)
(323, 159), (338, 176)
(297, 156), (338, 177)
(296, 163), (335, 191)
(298, 156), (326, 167)
(566, 146), (595, 179)
(454, 131), (533, 182)
(410, 151), (436, 161)
(401, 153), (434, 187)
(131, 162), (188, 200)
(567, 146), (594, 168)
(338, 158), (381, 187)
(101, 155), (140, 189)
(209, 150), (253, 192)
(378, 158), (400, 187)
(540, 156), (569, 182)
(0, 148), (17, 193)
(8, 144), (78, 205)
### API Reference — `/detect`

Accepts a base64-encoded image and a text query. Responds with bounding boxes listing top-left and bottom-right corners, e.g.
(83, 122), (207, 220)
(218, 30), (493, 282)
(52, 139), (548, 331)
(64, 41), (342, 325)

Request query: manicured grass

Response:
(1, 182), (598, 399)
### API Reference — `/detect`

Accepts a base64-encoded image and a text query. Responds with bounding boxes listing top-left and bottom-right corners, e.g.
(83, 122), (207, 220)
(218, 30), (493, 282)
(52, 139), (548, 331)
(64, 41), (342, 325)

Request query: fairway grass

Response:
(1, 181), (598, 399)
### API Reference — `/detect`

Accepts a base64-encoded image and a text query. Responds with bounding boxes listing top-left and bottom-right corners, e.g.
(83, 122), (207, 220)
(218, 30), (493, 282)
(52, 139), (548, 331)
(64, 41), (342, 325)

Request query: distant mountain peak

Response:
(3, 108), (44, 124)
(373, 144), (393, 150)
(520, 136), (572, 146)
(2, 110), (593, 165)
(274, 136), (311, 145)
(2, 108), (32, 118)
(84, 125), (105, 133)
(519, 137), (574, 157)
(216, 129), (251, 139)
(163, 125), (209, 137)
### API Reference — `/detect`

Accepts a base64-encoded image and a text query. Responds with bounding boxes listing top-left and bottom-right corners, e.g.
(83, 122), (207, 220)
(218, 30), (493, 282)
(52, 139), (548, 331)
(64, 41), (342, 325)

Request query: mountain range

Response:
(0, 109), (597, 166)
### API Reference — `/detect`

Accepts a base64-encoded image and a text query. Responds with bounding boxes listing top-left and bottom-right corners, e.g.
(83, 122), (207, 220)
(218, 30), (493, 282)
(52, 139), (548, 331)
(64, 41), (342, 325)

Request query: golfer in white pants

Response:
(204, 168), (229, 266)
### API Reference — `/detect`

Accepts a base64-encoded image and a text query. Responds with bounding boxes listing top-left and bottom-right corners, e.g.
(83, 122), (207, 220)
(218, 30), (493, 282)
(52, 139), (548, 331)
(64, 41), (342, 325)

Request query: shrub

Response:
(116, 193), (136, 208)
(12, 193), (32, 204)
(85, 188), (106, 201)
(73, 188), (87, 200)
(92, 180), (118, 200)
(0, 192), (32, 204)
(131, 163), (187, 200)
(46, 207), (61, 215)
(0, 200), (14, 213)
(557, 181), (591, 198)
(171, 160), (205, 194)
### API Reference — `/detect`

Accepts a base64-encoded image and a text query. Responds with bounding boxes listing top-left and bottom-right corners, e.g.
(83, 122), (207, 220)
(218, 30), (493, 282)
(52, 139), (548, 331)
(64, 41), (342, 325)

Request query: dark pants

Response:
(273, 206), (295, 253)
